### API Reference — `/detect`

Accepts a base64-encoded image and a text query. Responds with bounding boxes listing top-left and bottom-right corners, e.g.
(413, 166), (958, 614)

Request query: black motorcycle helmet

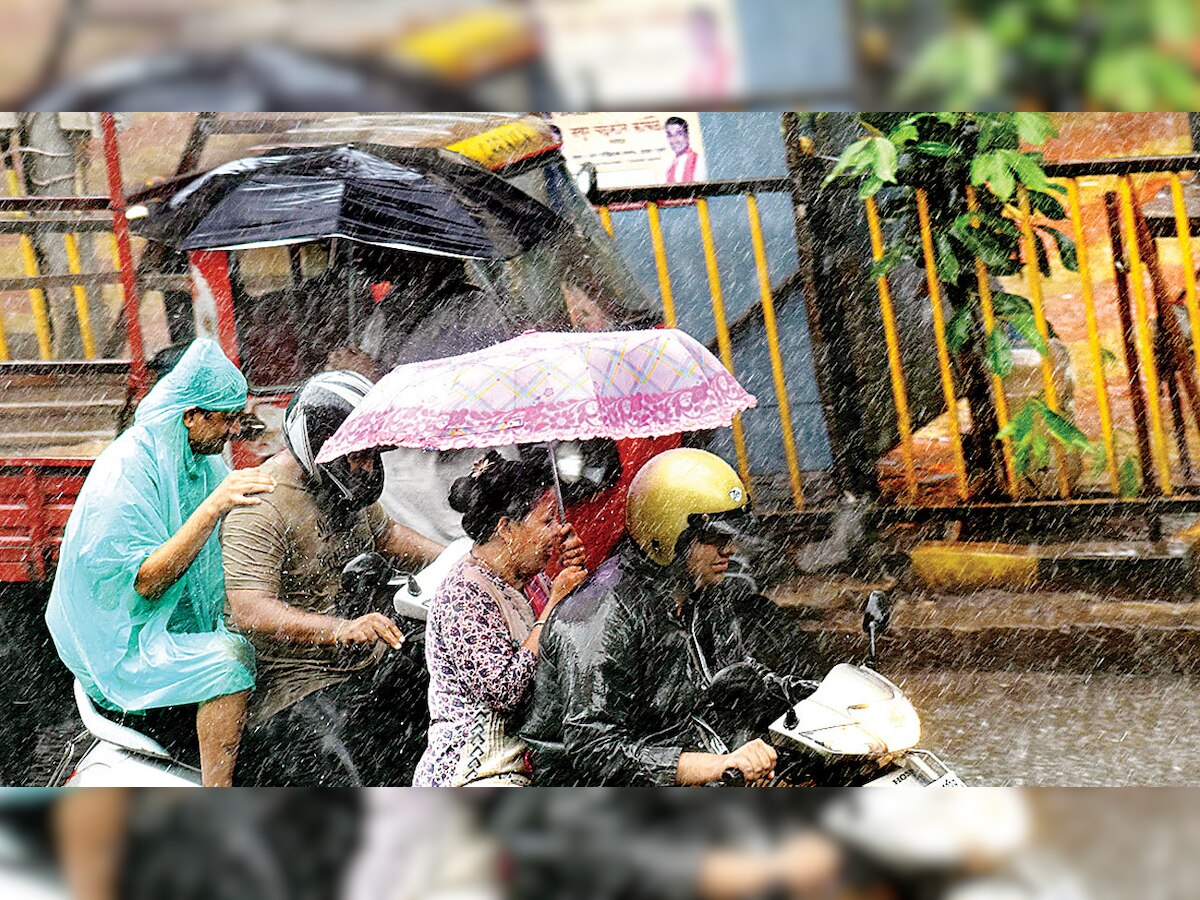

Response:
(283, 370), (384, 512)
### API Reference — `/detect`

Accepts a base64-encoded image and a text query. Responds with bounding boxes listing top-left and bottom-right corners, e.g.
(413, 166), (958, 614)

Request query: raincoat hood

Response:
(45, 339), (255, 714)
(136, 338), (248, 426)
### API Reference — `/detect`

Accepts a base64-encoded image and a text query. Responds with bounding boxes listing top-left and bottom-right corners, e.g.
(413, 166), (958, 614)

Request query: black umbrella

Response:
(135, 144), (563, 258)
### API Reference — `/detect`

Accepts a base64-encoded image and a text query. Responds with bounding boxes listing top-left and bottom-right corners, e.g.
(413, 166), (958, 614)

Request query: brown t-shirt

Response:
(220, 454), (391, 725)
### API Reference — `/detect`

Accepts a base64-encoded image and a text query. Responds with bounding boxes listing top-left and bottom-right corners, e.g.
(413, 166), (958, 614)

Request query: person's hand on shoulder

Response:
(206, 468), (276, 516)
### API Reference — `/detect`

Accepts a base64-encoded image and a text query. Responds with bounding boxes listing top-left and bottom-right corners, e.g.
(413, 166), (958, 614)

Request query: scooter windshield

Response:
(775, 664), (922, 757)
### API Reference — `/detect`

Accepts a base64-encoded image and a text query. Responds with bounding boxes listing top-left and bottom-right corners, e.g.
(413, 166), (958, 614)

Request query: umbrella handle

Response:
(546, 440), (566, 522)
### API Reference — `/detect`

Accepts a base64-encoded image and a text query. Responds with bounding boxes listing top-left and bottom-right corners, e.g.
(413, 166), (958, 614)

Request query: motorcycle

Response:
(715, 591), (963, 788)
(52, 540), (464, 788)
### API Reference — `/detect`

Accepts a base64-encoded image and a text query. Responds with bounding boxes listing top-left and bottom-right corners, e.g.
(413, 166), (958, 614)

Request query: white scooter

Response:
(390, 537), (473, 622)
(716, 591), (963, 788)
(52, 680), (200, 787)
(762, 662), (963, 787)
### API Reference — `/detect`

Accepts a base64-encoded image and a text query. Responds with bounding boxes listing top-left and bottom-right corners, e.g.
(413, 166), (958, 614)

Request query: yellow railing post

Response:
(864, 195), (918, 503)
(1169, 172), (1200, 473)
(1017, 186), (1072, 498)
(63, 233), (96, 359)
(597, 205), (614, 237)
(746, 193), (805, 509)
(696, 196), (753, 492)
(5, 167), (52, 359)
(914, 188), (969, 501)
(964, 185), (1018, 497)
(1064, 177), (1120, 494)
(645, 201), (679, 328)
(1117, 176), (1173, 496)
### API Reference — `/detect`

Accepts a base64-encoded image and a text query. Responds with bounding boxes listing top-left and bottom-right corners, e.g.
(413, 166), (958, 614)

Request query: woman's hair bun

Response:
(449, 450), (552, 542)
(448, 474), (477, 513)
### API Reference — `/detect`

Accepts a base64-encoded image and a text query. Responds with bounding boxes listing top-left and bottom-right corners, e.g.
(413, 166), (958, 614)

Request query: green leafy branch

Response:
(825, 111), (1097, 483)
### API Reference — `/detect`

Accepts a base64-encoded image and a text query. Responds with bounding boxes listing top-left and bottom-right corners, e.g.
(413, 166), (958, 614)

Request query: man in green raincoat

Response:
(45, 339), (276, 786)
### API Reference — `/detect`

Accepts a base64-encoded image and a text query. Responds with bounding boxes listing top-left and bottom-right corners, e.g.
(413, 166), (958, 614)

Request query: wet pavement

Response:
(897, 668), (1200, 786)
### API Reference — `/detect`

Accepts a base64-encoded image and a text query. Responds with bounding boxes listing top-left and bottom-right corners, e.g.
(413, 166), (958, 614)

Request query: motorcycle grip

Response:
(721, 767), (746, 787)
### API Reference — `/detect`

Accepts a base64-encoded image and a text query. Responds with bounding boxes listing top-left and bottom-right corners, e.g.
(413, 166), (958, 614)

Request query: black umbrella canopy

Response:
(135, 144), (564, 258)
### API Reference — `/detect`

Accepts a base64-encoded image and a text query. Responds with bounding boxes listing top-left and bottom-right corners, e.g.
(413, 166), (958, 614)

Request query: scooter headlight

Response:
(851, 695), (922, 754)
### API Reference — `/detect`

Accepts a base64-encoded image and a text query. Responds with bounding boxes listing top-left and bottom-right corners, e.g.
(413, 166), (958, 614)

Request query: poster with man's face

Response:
(551, 112), (708, 190)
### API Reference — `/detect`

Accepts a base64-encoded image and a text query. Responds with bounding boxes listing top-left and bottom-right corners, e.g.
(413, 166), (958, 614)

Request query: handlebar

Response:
(721, 767), (746, 787)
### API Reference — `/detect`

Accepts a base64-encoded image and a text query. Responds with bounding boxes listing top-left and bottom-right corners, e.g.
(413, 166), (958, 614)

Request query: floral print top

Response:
(413, 556), (542, 786)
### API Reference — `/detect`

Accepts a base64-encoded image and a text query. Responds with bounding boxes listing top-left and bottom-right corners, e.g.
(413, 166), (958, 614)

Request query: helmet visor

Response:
(686, 507), (755, 545)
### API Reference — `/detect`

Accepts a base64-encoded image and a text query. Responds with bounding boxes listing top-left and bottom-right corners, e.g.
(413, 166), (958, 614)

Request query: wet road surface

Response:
(897, 669), (1200, 785)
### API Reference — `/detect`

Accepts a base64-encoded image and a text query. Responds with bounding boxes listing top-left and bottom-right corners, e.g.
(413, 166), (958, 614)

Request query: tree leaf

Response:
(1118, 456), (1140, 497)
(1031, 432), (1051, 470)
(992, 291), (1035, 318)
(1100, 347), (1118, 368)
(1014, 112), (1058, 146)
(889, 122), (919, 146)
(914, 140), (959, 157)
(986, 326), (1014, 377)
(987, 157), (1016, 202)
(868, 136), (898, 184)
(994, 293), (1051, 357)
(1001, 149), (1056, 195)
(935, 231), (963, 285)
(1032, 229), (1052, 277)
(859, 174), (886, 199)
(970, 151), (999, 187)
(1042, 226), (1079, 271)
(974, 208), (1021, 239)
(823, 138), (872, 186)
(998, 397), (1037, 442)
(1028, 189), (1068, 220)
(946, 304), (973, 352)
(869, 248), (902, 279)
(1035, 401), (1092, 451)
(951, 219), (1012, 268)
(975, 113), (1019, 153)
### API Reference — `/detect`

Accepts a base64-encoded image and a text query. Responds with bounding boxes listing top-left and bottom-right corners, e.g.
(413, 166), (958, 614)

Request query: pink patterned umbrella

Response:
(317, 328), (756, 462)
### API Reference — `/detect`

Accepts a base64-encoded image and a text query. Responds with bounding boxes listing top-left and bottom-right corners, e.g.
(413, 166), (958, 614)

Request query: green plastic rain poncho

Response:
(45, 339), (255, 713)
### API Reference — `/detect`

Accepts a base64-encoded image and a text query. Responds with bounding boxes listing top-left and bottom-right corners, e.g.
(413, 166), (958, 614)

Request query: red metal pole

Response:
(188, 249), (241, 367)
(100, 111), (150, 399)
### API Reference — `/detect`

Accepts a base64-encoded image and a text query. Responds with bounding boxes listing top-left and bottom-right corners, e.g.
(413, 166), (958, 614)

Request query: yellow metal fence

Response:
(866, 156), (1200, 505)
(594, 177), (809, 511)
(593, 155), (1200, 513)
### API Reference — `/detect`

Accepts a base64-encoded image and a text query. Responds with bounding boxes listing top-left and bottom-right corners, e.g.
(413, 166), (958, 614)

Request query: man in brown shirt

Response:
(220, 371), (443, 785)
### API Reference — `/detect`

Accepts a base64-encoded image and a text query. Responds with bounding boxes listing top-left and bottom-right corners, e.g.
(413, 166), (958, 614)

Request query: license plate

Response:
(865, 766), (921, 787)
(864, 756), (964, 787)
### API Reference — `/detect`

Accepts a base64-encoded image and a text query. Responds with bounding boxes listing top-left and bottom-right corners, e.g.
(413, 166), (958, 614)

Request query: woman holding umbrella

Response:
(413, 452), (589, 787)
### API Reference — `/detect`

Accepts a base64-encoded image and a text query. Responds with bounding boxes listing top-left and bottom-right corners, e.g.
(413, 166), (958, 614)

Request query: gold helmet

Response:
(626, 448), (749, 566)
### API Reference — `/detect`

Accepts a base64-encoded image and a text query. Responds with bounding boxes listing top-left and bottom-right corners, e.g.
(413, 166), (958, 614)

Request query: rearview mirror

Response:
(340, 552), (392, 619)
(862, 590), (893, 660)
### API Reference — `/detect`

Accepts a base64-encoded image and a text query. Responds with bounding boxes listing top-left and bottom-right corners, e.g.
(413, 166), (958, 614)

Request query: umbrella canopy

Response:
(135, 144), (563, 257)
(316, 328), (757, 462)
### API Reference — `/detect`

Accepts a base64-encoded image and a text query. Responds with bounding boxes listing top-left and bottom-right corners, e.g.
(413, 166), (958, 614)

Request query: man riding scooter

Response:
(520, 448), (816, 786)
(220, 371), (445, 785)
